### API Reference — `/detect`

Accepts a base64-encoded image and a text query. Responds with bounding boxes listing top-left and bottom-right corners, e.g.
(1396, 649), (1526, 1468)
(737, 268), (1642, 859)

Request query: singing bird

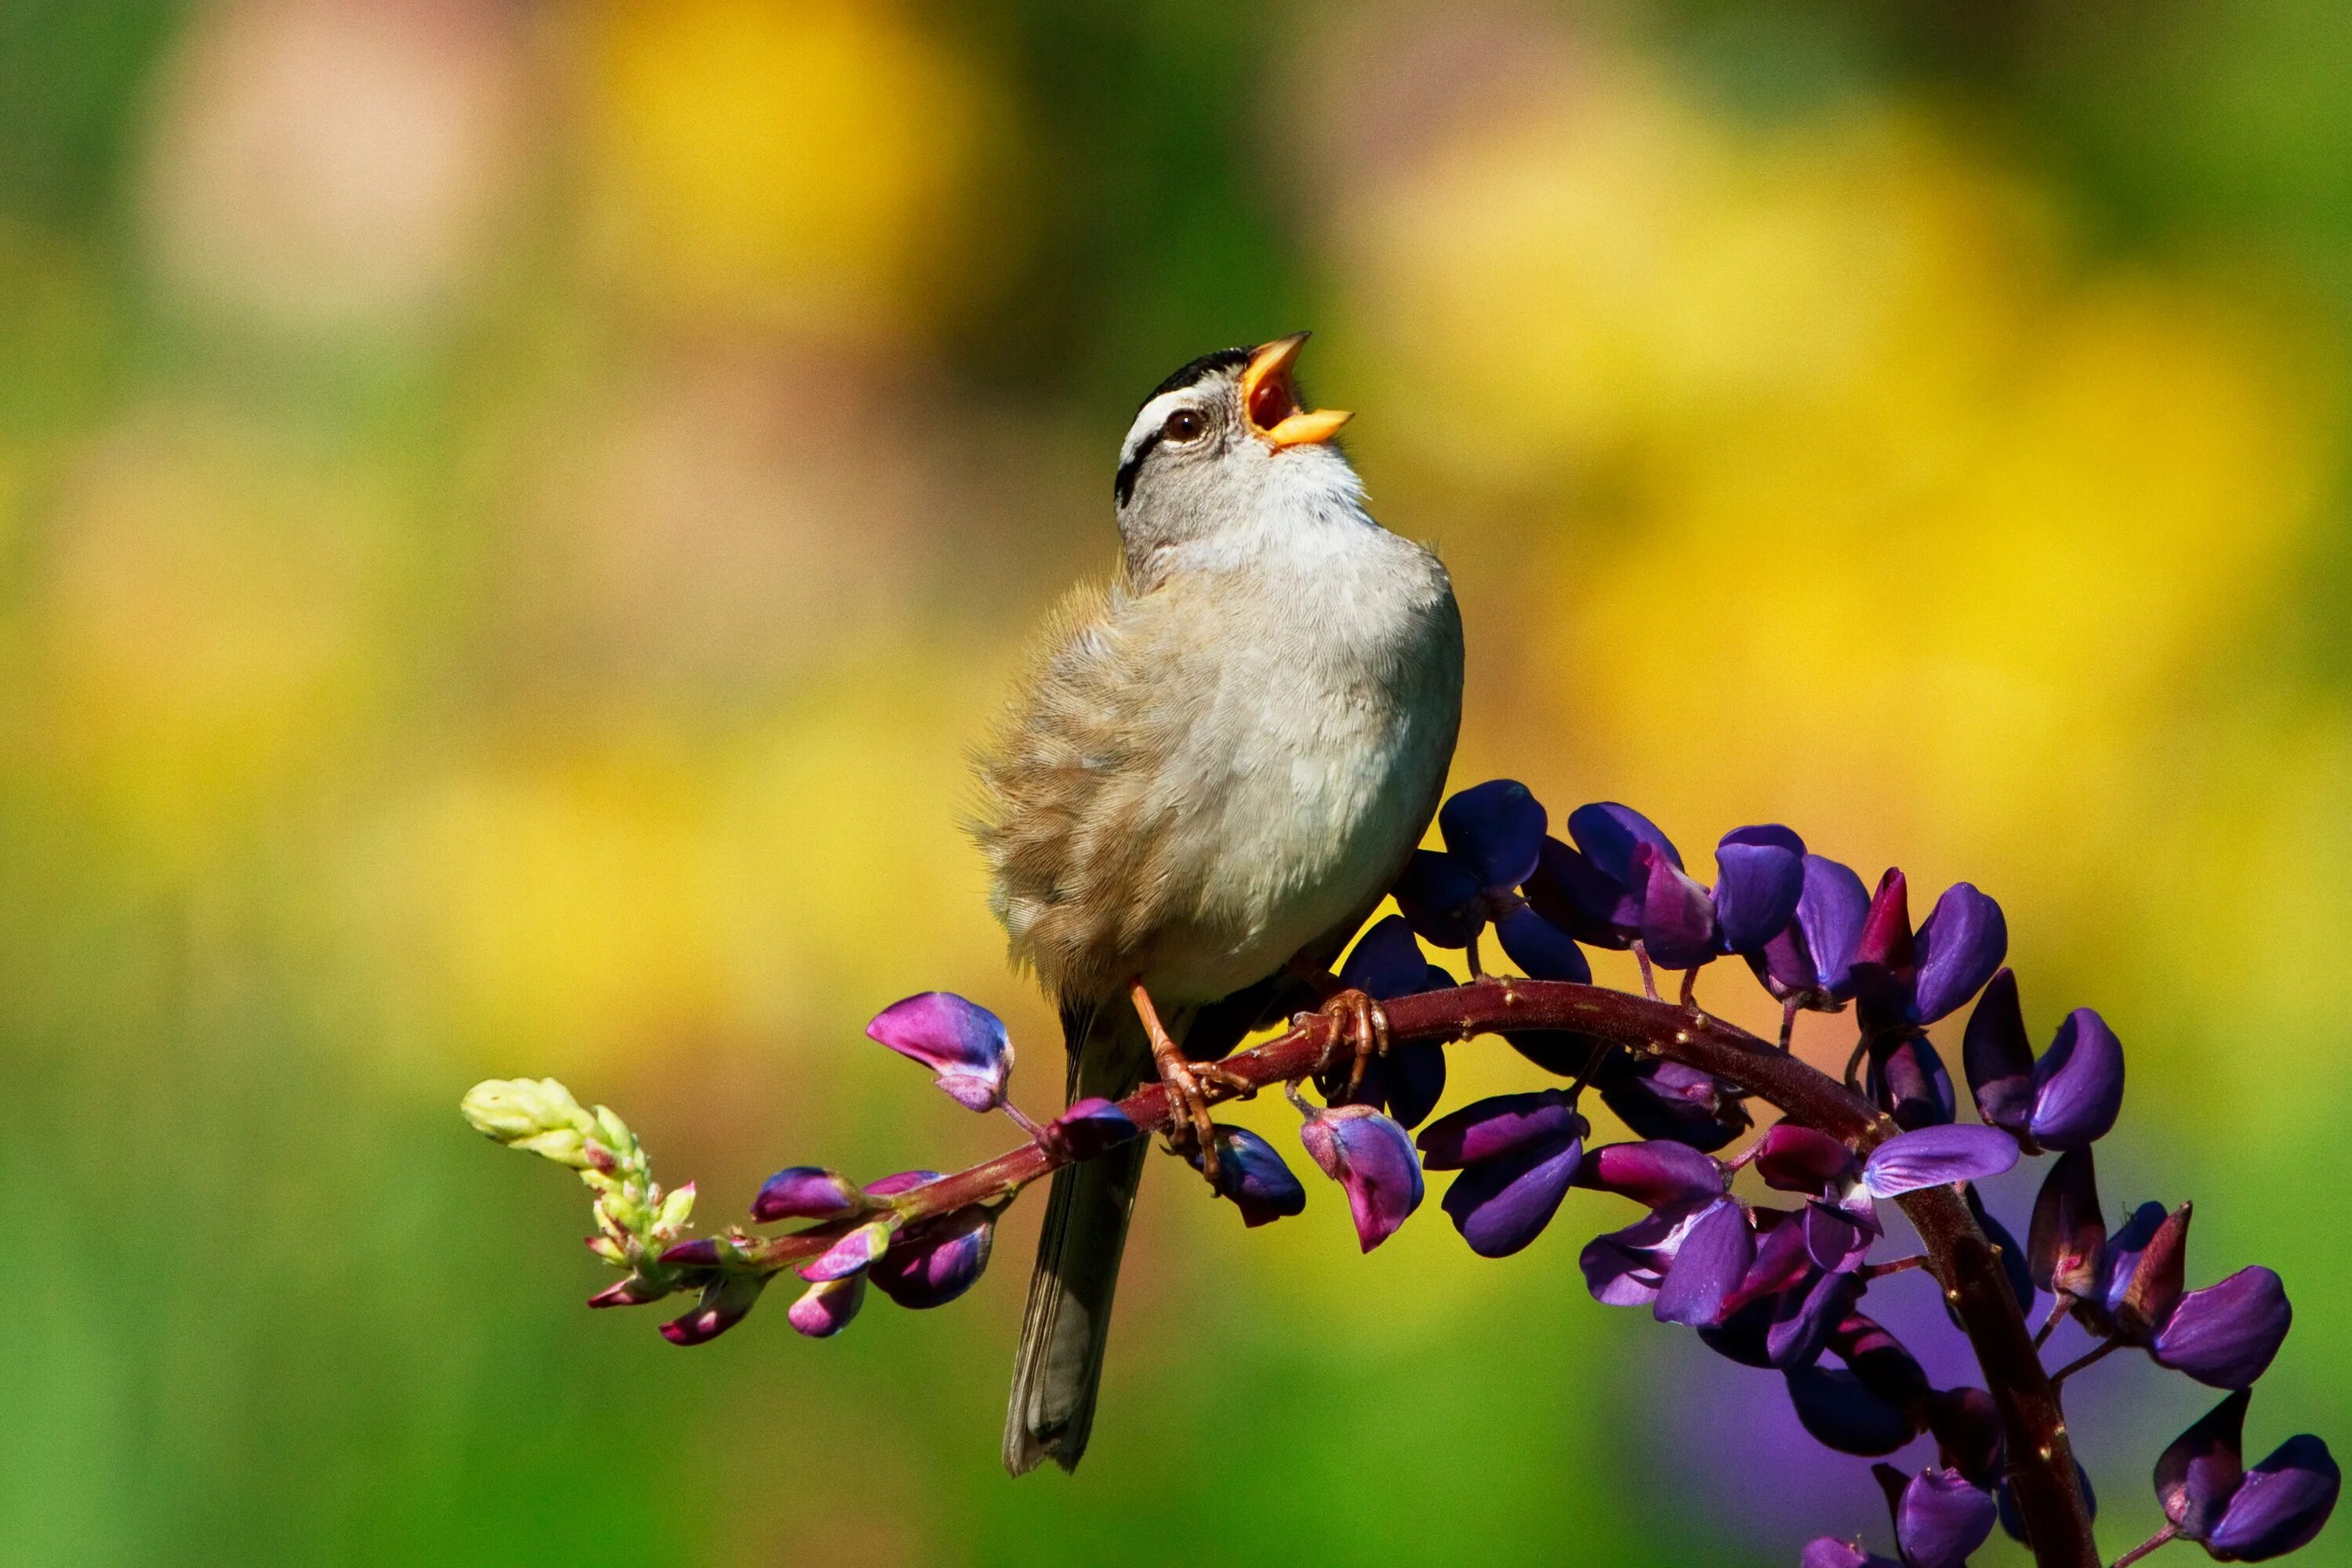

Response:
(972, 334), (1465, 1475)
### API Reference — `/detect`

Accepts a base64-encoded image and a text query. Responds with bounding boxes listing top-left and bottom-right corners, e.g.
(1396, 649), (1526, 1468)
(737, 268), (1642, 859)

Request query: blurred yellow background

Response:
(4, 1), (2348, 1562)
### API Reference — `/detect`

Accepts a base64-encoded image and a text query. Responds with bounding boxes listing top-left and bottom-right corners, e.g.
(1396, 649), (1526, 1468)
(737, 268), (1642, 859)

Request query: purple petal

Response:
(864, 1170), (942, 1199)
(1383, 1041), (1447, 1130)
(1438, 779), (1548, 889)
(786, 1273), (866, 1338)
(1728, 1210), (1819, 1308)
(1893, 1468), (1997, 1568)
(1838, 1314), (1933, 1407)
(1580, 1203), (1699, 1305)
(2154, 1266), (2292, 1389)
(1595, 1056), (1752, 1152)
(661, 1272), (766, 1345)
(1442, 1133), (1584, 1258)
(1653, 1197), (1755, 1327)
(1043, 1097), (1141, 1160)
(1804, 1201), (1874, 1275)
(1865, 1034), (1957, 1130)
(1860, 1123), (2020, 1198)
(2209, 1435), (2339, 1560)
(1338, 914), (1437, 1000)
(869, 1207), (994, 1308)
(867, 993), (1012, 1112)
(1793, 855), (1871, 998)
(2100, 1201), (2171, 1320)
(1752, 1123), (1860, 1193)
(1189, 1125), (1306, 1228)
(1392, 848), (1484, 947)
(2028, 1146), (2107, 1298)
(2028, 1007), (2125, 1150)
(1567, 800), (1682, 884)
(1909, 883), (2008, 1025)
(1852, 869), (1918, 985)
(2156, 1388), (2249, 1541)
(752, 1166), (865, 1224)
(1800, 1539), (1896, 1568)
(1417, 1089), (1584, 1170)
(1635, 840), (1717, 969)
(1494, 904), (1592, 983)
(1714, 828), (1807, 954)
(1961, 968), (2036, 1139)
(1526, 835), (1639, 942)
(800, 1218), (896, 1282)
(1785, 1366), (1918, 1457)
(2115, 1203), (2191, 1341)
(1573, 1139), (1728, 1210)
(1301, 1105), (1425, 1251)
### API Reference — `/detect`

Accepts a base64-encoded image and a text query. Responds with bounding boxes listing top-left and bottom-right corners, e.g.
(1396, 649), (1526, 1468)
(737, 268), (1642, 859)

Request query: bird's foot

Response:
(1312, 987), (1390, 1097)
(1128, 977), (1224, 1178)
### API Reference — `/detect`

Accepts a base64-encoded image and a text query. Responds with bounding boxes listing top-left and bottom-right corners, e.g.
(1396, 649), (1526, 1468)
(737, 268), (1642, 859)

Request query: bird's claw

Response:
(1314, 987), (1390, 1098)
(1156, 1054), (1221, 1181)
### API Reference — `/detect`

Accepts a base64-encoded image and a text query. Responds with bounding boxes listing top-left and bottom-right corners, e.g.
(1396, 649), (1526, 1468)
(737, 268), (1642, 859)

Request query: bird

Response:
(970, 332), (1465, 1475)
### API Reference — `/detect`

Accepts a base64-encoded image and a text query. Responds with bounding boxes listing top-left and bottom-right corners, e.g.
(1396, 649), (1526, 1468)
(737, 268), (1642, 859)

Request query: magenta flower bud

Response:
(800, 1218), (897, 1283)
(1799, 1539), (1896, 1568)
(2208, 1433), (2339, 1559)
(1437, 779), (1547, 889)
(1753, 1123), (1860, 1192)
(1633, 839), (1718, 970)
(1853, 869), (1917, 982)
(1652, 1196), (1755, 1327)
(1866, 1033), (1957, 1130)
(752, 1166), (865, 1224)
(865, 1169), (942, 1199)
(1043, 1098), (1141, 1160)
(2028, 1146), (2106, 1299)
(1298, 1103), (1425, 1252)
(660, 1271), (766, 1346)
(587, 1274), (669, 1308)
(866, 992), (1014, 1112)
(2159, 1388), (2252, 1541)
(869, 1206), (995, 1309)
(2154, 1266), (2292, 1390)
(1712, 826), (1806, 955)
(786, 1274), (866, 1338)
(1573, 1138), (1727, 1210)
(1187, 1125), (1307, 1228)
(1858, 1123), (2019, 1199)
(656, 1236), (732, 1269)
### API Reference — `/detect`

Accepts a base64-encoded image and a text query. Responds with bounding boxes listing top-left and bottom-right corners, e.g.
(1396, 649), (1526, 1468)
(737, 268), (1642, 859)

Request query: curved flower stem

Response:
(2050, 1338), (2124, 1392)
(736, 978), (2099, 1568)
(2111, 1524), (2180, 1568)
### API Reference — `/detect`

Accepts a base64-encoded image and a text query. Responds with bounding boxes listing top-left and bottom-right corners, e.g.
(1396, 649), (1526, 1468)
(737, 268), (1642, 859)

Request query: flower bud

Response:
(1298, 1102), (1424, 1252)
(869, 1207), (996, 1309)
(2153, 1266), (2292, 1390)
(1188, 1126), (1306, 1228)
(460, 1077), (597, 1166)
(660, 1271), (766, 1345)
(786, 1274), (866, 1338)
(867, 993), (1014, 1112)
(752, 1166), (865, 1224)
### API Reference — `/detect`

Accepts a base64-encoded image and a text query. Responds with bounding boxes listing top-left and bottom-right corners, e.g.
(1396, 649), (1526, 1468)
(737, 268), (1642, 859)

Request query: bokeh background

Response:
(3, 1), (2348, 1563)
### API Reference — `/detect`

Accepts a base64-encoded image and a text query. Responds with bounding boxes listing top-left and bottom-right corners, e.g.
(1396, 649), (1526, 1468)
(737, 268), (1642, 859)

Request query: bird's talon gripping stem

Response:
(1312, 987), (1389, 1097)
(1130, 978), (1221, 1178)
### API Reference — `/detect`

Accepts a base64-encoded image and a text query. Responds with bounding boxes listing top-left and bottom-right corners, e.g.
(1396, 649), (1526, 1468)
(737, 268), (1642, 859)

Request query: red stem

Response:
(731, 977), (2099, 1568)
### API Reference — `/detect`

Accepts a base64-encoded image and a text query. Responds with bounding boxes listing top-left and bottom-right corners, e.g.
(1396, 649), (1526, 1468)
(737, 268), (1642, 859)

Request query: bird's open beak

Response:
(1240, 332), (1352, 448)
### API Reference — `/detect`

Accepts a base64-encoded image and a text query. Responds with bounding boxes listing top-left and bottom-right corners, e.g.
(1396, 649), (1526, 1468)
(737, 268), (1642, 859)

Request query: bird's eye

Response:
(1162, 408), (1207, 442)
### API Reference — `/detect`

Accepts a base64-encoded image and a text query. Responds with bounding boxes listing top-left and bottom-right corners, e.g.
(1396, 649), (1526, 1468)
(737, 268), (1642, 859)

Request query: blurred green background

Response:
(3, 0), (2349, 1563)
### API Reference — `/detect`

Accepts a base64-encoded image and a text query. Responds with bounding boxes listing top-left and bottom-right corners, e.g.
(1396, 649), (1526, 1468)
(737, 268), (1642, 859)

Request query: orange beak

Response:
(1239, 332), (1352, 448)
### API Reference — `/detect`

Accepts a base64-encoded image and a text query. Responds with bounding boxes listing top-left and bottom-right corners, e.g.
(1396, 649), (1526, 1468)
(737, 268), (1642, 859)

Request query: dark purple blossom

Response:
(1846, 871), (2009, 1033)
(1962, 969), (2125, 1152)
(2071, 1198), (2296, 1388)
(1755, 854), (1872, 1009)
(1875, 1464), (1998, 1568)
(1652, 1196), (1756, 1327)
(1326, 916), (1454, 1127)
(867, 992), (1014, 1112)
(1298, 1099), (1425, 1252)
(1421, 1090), (1588, 1257)
(1592, 1054), (1753, 1152)
(869, 1206), (996, 1308)
(1525, 801), (1680, 949)
(1713, 826), (1809, 955)
(784, 1273), (865, 1338)
(1041, 1097), (1142, 1160)
(1574, 1138), (1729, 1210)
(1865, 1034), (1958, 1130)
(1857, 1123), (2020, 1200)
(2158, 1390), (2342, 1561)
(1394, 782), (1589, 978)
(1783, 1314), (1932, 1457)
(1187, 1125), (1307, 1228)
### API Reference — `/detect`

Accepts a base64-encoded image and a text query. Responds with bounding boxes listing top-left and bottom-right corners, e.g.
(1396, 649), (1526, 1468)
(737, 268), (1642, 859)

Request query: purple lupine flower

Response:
(1800, 1540), (1900, 1568)
(1298, 1101), (1425, 1252)
(1713, 826), (1809, 956)
(752, 1166), (865, 1224)
(1786, 1363), (1920, 1457)
(1632, 839), (1719, 969)
(1653, 1196), (1757, 1327)
(866, 993), (1014, 1112)
(1187, 1125), (1307, 1227)
(1420, 1090), (1588, 1257)
(2207, 1436), (2341, 1560)
(786, 1273), (866, 1338)
(1858, 1123), (2020, 1200)
(1043, 1096), (1141, 1160)
(1755, 855), (1872, 1010)
(2158, 1390), (2342, 1560)
(1847, 871), (2009, 1033)
(1864, 1034), (1958, 1130)
(1525, 801), (1682, 948)
(2028, 1145), (2107, 1300)
(2087, 1200), (2295, 1388)
(1593, 1054), (1753, 1152)
(869, 1206), (995, 1308)
(1753, 1123), (1860, 1193)
(661, 1271), (767, 1345)
(1326, 916), (1455, 1128)
(1393, 782), (1588, 978)
(1575, 1138), (1730, 1210)
(1871, 1465), (1997, 1568)
(1961, 970), (2125, 1152)
(1701, 1264), (1860, 1371)
(800, 1217), (898, 1283)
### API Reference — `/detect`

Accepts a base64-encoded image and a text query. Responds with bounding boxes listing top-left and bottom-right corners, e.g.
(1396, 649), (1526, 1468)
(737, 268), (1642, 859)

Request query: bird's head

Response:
(1112, 333), (1361, 576)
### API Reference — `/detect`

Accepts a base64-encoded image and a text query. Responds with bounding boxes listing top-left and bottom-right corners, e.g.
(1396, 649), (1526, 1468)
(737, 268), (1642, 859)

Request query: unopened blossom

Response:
(1419, 1090), (1587, 1258)
(752, 1166), (865, 1224)
(867, 992), (1014, 1112)
(1962, 968), (2125, 1152)
(1188, 1125), (1306, 1228)
(1298, 1098), (1425, 1251)
(2157, 1389), (2342, 1561)
(1846, 870), (2009, 1033)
